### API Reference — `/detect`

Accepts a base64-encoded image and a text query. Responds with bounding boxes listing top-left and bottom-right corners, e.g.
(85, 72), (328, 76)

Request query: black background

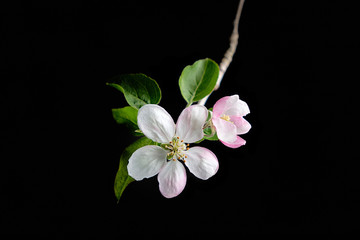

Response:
(1, 0), (358, 235)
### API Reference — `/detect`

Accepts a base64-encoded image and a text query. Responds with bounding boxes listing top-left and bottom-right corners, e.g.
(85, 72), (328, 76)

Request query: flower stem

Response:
(198, 0), (245, 106)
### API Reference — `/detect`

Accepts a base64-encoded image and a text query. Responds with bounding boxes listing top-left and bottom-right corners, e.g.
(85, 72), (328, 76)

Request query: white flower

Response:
(127, 104), (219, 198)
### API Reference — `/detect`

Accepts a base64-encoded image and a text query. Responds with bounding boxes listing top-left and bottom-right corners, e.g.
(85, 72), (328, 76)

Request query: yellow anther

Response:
(220, 114), (233, 123)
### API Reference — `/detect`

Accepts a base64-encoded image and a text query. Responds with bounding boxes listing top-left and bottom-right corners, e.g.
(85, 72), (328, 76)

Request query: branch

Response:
(198, 0), (245, 106)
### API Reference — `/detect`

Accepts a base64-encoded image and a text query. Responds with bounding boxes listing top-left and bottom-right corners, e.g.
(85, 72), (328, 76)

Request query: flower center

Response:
(165, 136), (189, 162)
(220, 114), (232, 122)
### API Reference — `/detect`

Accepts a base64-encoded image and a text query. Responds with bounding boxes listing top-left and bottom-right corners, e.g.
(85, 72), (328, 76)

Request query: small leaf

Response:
(112, 106), (142, 135)
(196, 126), (219, 143)
(107, 73), (161, 109)
(203, 131), (219, 141)
(179, 58), (219, 105)
(114, 137), (155, 202)
(203, 110), (218, 141)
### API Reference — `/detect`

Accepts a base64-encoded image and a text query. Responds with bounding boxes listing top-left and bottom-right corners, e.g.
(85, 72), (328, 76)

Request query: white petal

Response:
(157, 160), (187, 198)
(212, 118), (237, 143)
(224, 95), (250, 117)
(213, 95), (250, 118)
(185, 147), (219, 180)
(231, 116), (252, 135)
(137, 104), (175, 143)
(127, 145), (167, 181)
(175, 105), (208, 143)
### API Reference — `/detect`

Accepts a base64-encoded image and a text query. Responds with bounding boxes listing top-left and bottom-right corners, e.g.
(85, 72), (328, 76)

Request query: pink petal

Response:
(212, 96), (230, 118)
(175, 105), (208, 143)
(185, 147), (219, 180)
(231, 116), (252, 135)
(220, 136), (246, 148)
(127, 145), (167, 181)
(212, 118), (237, 143)
(157, 160), (187, 198)
(213, 95), (250, 118)
(137, 104), (175, 143)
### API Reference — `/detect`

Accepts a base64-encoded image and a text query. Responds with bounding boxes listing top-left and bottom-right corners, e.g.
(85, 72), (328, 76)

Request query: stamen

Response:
(220, 114), (233, 123)
(167, 137), (190, 163)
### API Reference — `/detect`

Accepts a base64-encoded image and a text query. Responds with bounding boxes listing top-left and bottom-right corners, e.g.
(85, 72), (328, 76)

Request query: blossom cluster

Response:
(127, 94), (251, 198)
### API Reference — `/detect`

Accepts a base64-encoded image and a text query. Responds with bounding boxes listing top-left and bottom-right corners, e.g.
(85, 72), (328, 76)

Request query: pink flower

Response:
(212, 94), (251, 148)
(127, 104), (219, 198)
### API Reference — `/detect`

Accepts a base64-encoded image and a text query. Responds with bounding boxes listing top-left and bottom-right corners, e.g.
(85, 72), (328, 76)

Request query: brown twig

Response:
(198, 0), (245, 106)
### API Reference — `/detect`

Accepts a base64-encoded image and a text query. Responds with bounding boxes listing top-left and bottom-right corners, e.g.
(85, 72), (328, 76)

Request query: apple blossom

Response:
(127, 104), (219, 198)
(212, 94), (251, 148)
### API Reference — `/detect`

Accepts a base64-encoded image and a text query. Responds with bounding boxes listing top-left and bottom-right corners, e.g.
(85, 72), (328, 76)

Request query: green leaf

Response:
(112, 106), (138, 126)
(203, 110), (218, 141)
(179, 58), (219, 105)
(203, 131), (219, 141)
(107, 73), (161, 109)
(114, 137), (155, 202)
(112, 106), (142, 135)
(196, 127), (219, 143)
